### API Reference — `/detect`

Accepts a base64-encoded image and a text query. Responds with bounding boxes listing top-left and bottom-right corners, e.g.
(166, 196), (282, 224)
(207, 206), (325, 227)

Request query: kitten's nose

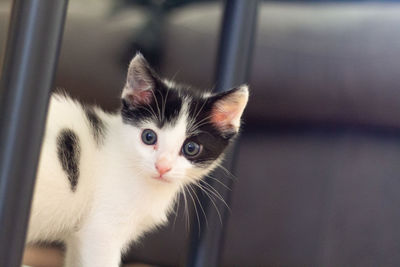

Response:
(155, 158), (171, 176)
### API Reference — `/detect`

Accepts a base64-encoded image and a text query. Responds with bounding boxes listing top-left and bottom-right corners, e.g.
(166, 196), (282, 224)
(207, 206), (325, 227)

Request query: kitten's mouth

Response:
(152, 175), (171, 183)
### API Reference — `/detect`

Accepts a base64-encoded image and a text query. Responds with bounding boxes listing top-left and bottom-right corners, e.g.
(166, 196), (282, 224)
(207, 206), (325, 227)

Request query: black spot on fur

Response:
(57, 129), (80, 191)
(84, 107), (106, 145)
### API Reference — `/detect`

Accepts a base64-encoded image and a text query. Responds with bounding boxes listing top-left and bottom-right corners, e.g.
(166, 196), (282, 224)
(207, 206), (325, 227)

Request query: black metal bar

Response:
(186, 1), (259, 267)
(0, 0), (68, 266)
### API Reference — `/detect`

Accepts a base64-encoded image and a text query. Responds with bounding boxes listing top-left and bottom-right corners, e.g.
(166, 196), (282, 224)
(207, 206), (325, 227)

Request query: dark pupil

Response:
(187, 143), (195, 153)
(146, 132), (154, 142)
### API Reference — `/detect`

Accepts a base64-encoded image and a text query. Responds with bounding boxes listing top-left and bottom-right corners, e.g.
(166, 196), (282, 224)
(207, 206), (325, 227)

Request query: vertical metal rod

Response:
(0, 1), (68, 266)
(186, 1), (259, 266)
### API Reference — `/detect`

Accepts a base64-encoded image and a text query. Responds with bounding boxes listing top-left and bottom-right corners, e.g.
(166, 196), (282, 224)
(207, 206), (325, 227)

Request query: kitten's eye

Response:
(182, 141), (201, 158)
(141, 129), (157, 145)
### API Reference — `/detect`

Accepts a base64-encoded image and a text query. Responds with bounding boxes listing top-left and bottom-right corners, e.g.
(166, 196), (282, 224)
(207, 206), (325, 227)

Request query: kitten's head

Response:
(120, 53), (248, 186)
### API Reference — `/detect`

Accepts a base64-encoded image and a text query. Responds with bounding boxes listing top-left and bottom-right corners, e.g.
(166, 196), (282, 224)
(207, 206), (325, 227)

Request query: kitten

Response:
(26, 53), (249, 267)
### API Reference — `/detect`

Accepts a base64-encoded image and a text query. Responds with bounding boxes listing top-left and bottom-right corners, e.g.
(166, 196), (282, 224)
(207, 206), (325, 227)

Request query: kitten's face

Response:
(120, 54), (248, 186)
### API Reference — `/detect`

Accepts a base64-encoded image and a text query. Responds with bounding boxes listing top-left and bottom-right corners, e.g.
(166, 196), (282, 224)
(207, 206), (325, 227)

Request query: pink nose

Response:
(155, 160), (171, 176)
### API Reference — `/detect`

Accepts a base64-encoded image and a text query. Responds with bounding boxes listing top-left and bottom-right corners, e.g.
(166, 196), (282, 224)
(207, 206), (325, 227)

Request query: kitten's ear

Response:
(210, 85), (249, 134)
(122, 53), (158, 106)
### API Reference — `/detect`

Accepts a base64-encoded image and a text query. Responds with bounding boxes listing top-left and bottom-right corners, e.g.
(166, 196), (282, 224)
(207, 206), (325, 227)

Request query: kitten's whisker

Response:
(170, 70), (181, 81)
(199, 180), (230, 211)
(189, 121), (212, 133)
(192, 114), (213, 127)
(172, 192), (180, 229)
(196, 181), (226, 204)
(158, 90), (165, 122)
(162, 87), (170, 123)
(186, 185), (201, 236)
(191, 100), (200, 124)
(150, 90), (162, 123)
(188, 114), (213, 132)
(191, 182), (223, 225)
(192, 98), (209, 125)
(185, 175), (228, 209)
(188, 184), (208, 228)
(187, 115), (215, 136)
(205, 175), (231, 191)
(181, 186), (190, 232)
(142, 104), (158, 120)
(213, 162), (236, 180)
(195, 118), (213, 128)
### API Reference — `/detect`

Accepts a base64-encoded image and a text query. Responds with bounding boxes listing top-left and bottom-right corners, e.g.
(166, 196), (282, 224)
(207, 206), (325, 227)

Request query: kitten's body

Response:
(29, 95), (176, 241)
(26, 54), (248, 267)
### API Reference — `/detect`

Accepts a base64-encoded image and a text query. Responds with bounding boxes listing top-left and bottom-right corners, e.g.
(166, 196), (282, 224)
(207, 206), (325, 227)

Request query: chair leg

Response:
(0, 1), (68, 266)
(186, 1), (259, 267)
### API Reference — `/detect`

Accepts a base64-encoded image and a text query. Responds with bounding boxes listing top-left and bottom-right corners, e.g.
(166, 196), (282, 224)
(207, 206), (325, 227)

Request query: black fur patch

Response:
(84, 107), (106, 145)
(121, 79), (183, 128)
(185, 97), (233, 165)
(57, 129), (80, 191)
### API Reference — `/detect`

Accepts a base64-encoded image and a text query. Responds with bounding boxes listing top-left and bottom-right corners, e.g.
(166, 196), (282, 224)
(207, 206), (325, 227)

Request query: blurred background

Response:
(2, 0), (400, 266)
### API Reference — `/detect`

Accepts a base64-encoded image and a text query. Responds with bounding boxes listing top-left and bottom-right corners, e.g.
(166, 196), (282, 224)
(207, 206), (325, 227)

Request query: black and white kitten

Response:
(27, 53), (249, 267)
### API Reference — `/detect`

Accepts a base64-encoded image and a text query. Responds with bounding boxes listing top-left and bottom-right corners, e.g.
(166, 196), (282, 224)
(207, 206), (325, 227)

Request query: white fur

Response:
(27, 95), (217, 267)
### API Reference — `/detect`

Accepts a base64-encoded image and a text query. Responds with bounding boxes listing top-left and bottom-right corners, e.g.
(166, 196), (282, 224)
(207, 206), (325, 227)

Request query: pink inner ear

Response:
(211, 103), (239, 131)
(130, 89), (153, 106)
(210, 86), (249, 132)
